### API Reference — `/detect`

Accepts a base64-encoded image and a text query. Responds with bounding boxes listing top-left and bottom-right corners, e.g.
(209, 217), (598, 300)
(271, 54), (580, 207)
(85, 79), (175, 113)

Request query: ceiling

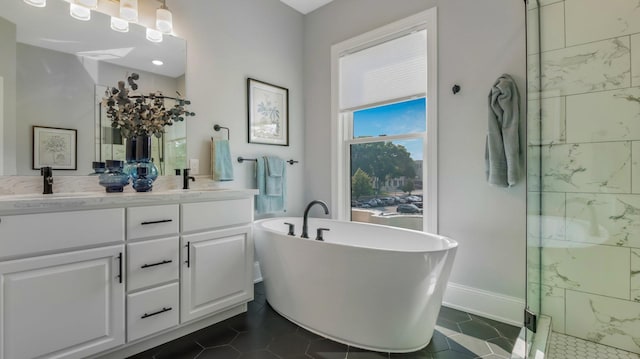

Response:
(279, 0), (335, 14)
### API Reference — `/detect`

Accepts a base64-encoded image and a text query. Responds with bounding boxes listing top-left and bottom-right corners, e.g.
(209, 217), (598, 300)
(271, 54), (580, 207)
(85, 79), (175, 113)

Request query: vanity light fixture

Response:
(110, 16), (129, 32)
(146, 28), (163, 43)
(155, 0), (173, 34)
(24, 0), (46, 7)
(69, 3), (91, 21)
(120, 0), (138, 22)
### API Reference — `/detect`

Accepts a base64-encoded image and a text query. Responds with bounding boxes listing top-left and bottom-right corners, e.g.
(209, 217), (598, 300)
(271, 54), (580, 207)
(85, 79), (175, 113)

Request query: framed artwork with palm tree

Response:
(247, 78), (289, 146)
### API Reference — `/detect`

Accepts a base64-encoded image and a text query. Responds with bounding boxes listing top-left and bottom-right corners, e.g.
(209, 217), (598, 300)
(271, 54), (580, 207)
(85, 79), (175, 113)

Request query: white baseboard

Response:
(443, 282), (525, 327)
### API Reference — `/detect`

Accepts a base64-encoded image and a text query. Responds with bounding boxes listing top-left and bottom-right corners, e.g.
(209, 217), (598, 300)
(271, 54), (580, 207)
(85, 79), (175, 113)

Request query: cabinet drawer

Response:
(127, 283), (179, 342)
(127, 237), (178, 291)
(182, 199), (252, 232)
(127, 205), (179, 240)
(0, 208), (124, 259)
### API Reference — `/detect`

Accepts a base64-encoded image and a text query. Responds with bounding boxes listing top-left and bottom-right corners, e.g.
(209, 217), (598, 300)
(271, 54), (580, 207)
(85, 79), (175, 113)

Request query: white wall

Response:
(0, 17), (16, 175)
(171, 0), (306, 217)
(304, 0), (527, 320)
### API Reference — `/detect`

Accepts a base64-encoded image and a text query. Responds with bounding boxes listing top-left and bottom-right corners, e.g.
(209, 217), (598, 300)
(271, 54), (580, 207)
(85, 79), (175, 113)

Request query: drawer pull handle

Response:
(140, 260), (173, 269)
(141, 307), (172, 319)
(141, 219), (173, 225)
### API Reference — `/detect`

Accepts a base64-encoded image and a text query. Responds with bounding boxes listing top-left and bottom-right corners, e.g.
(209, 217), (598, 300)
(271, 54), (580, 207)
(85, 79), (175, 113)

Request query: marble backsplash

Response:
(0, 175), (222, 196)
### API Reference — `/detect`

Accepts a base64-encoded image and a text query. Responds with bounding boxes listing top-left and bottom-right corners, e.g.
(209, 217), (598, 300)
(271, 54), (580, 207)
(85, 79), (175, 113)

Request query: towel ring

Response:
(214, 125), (230, 140)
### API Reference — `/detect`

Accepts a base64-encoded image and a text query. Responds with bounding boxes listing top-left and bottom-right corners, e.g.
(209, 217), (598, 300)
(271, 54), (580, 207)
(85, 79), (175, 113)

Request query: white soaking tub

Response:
(253, 217), (458, 353)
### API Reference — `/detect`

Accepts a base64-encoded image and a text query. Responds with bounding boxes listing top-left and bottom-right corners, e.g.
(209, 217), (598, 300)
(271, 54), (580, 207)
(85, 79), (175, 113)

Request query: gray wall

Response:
(304, 0), (527, 302)
(0, 17), (16, 175)
(171, 0), (306, 217)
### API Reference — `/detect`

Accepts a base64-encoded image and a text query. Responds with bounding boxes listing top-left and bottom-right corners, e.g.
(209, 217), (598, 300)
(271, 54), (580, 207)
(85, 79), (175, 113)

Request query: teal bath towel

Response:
(255, 157), (286, 214)
(212, 139), (234, 181)
(486, 74), (521, 187)
(265, 156), (284, 196)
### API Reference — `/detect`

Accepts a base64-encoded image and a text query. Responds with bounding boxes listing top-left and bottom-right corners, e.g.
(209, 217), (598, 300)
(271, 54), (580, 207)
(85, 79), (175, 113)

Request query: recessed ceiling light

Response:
(152, 60), (164, 66)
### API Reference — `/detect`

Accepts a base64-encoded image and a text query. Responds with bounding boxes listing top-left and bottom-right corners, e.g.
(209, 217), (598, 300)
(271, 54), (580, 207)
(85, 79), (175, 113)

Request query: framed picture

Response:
(32, 126), (77, 170)
(247, 78), (289, 146)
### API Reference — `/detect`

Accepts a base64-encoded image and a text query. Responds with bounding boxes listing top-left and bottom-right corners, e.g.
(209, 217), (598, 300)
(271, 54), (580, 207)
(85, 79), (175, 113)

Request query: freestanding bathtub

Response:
(253, 217), (458, 353)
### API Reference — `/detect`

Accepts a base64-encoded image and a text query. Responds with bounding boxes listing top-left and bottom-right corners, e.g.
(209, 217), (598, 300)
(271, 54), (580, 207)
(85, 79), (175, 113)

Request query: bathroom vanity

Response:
(0, 189), (256, 359)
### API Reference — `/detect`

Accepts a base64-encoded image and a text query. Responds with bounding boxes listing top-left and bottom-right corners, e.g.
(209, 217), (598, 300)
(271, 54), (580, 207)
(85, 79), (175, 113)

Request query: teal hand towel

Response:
(212, 139), (234, 181)
(255, 157), (286, 214)
(264, 156), (285, 196)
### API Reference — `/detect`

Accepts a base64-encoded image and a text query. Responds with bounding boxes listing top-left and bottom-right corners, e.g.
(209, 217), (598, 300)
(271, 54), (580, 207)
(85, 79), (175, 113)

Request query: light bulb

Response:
(146, 28), (163, 43)
(110, 16), (129, 32)
(120, 0), (138, 22)
(70, 3), (91, 21)
(152, 60), (164, 66)
(156, 7), (173, 34)
(23, 0), (46, 7)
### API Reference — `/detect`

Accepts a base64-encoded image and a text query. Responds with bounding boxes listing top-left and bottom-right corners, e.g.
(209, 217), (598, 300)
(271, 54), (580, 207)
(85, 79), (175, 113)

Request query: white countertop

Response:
(0, 188), (259, 215)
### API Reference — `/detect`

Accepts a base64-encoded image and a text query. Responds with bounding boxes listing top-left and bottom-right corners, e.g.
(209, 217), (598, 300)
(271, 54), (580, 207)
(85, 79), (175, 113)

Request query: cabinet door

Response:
(181, 226), (253, 323)
(0, 245), (125, 359)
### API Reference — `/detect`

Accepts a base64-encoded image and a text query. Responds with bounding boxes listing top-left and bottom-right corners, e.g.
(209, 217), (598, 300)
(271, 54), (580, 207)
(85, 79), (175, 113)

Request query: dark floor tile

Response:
(424, 331), (449, 353)
(437, 307), (471, 324)
(197, 345), (241, 359)
(434, 318), (461, 336)
(230, 331), (273, 352)
(268, 332), (310, 357)
(430, 349), (475, 359)
(297, 327), (324, 341)
(125, 350), (155, 359)
(457, 320), (501, 341)
(307, 339), (348, 359)
(154, 337), (203, 359)
(389, 350), (432, 359)
(193, 323), (239, 348)
(445, 333), (491, 357)
(468, 314), (505, 329)
(486, 337), (515, 356)
(238, 350), (280, 359)
(254, 282), (266, 295)
(492, 323), (521, 341)
(347, 347), (389, 358)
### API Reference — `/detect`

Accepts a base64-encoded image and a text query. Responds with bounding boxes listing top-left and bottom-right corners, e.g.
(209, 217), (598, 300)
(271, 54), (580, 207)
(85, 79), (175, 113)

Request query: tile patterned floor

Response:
(128, 283), (520, 359)
(548, 332), (640, 359)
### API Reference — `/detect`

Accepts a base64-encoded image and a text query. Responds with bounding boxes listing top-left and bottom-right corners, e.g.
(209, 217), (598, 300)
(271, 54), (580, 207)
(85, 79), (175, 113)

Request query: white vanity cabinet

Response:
(180, 199), (254, 323)
(0, 190), (255, 359)
(0, 245), (125, 359)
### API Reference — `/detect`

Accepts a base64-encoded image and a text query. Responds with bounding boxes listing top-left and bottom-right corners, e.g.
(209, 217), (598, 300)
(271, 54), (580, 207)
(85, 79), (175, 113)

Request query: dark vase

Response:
(125, 135), (158, 192)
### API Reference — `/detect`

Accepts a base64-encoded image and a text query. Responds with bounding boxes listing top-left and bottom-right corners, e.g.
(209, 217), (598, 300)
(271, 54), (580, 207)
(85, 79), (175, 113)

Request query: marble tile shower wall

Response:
(526, 0), (640, 354)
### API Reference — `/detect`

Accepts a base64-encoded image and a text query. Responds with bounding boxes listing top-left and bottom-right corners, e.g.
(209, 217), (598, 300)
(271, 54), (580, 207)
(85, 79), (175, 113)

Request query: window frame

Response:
(330, 8), (438, 233)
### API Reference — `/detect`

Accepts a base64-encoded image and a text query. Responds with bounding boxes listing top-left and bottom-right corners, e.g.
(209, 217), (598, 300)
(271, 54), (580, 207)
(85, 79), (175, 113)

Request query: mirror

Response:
(0, 0), (186, 175)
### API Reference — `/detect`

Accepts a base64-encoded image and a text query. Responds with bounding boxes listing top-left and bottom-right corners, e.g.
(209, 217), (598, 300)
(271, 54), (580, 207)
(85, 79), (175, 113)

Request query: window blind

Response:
(339, 30), (426, 111)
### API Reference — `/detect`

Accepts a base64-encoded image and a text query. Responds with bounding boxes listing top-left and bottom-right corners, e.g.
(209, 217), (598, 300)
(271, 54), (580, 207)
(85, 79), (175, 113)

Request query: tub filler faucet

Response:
(301, 200), (330, 239)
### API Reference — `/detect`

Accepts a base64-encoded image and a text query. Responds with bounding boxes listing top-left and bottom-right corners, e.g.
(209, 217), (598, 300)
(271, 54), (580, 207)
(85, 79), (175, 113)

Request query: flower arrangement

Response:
(102, 73), (195, 138)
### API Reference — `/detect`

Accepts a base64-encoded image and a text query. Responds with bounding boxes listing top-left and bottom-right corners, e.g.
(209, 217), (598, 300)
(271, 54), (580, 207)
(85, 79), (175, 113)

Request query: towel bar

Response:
(237, 156), (299, 165)
(213, 124), (230, 140)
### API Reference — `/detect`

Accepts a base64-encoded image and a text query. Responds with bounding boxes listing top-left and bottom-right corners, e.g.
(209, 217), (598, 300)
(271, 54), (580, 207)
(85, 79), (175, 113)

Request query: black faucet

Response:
(301, 200), (330, 239)
(183, 168), (195, 189)
(41, 166), (53, 194)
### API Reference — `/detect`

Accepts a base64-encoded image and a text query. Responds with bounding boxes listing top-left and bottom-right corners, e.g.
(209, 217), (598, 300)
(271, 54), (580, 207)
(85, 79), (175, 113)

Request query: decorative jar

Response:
(98, 160), (130, 192)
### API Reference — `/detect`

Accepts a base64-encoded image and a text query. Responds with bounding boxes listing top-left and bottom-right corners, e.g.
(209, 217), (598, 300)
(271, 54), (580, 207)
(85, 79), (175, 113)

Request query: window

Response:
(331, 9), (437, 232)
